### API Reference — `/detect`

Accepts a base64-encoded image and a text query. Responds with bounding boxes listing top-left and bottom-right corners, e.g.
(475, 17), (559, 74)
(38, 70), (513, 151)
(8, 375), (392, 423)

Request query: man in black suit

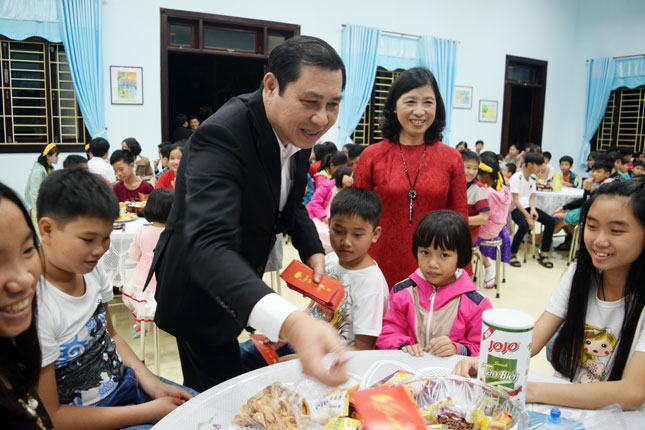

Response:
(151, 36), (348, 392)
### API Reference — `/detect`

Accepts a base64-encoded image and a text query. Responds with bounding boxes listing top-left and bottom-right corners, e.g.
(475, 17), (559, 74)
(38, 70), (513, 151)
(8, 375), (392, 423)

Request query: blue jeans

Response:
(97, 366), (199, 430)
(239, 339), (296, 373)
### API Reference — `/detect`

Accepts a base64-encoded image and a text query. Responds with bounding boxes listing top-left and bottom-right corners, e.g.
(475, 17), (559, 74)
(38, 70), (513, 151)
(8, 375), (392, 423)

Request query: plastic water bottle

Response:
(543, 408), (564, 429)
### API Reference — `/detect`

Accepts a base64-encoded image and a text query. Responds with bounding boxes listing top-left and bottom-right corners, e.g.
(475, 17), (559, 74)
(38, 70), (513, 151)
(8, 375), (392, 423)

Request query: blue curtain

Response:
(418, 36), (458, 146)
(0, 0), (61, 42)
(376, 33), (418, 71)
(338, 25), (381, 145)
(578, 57), (616, 166)
(56, 0), (106, 138)
(614, 57), (645, 89)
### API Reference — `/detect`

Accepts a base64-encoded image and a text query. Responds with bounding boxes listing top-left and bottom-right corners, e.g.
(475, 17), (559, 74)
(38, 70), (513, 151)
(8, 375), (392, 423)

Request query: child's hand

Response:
(428, 336), (456, 357)
(452, 357), (479, 378)
(401, 344), (426, 357)
(144, 397), (185, 423)
(147, 378), (193, 402)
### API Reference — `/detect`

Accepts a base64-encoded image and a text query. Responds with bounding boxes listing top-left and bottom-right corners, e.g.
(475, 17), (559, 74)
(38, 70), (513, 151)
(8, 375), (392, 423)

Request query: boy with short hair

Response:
(35, 168), (194, 429)
(559, 155), (579, 188)
(461, 150), (489, 244)
(508, 152), (556, 268)
(153, 142), (172, 179)
(475, 140), (484, 155)
(502, 162), (516, 181)
(239, 188), (389, 370)
(632, 160), (645, 177)
(538, 151), (555, 181)
(87, 137), (116, 184)
(110, 149), (153, 202)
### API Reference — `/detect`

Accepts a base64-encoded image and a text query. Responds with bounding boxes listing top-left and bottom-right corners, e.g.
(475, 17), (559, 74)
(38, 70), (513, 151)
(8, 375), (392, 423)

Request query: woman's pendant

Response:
(408, 189), (417, 225)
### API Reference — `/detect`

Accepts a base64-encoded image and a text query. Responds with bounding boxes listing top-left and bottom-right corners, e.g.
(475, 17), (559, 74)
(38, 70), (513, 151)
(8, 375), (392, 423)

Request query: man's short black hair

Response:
(143, 188), (174, 224)
(505, 163), (517, 174)
(475, 140), (484, 147)
(159, 142), (172, 159)
(188, 115), (198, 122)
(347, 144), (366, 160)
(63, 155), (88, 169)
(633, 160), (645, 169)
(175, 113), (188, 127)
(412, 209), (472, 268)
(36, 167), (119, 226)
(330, 188), (381, 229)
(592, 158), (614, 173)
(559, 155), (574, 165)
(332, 165), (354, 188)
(89, 137), (109, 158)
(543, 151), (552, 161)
(524, 152), (544, 166)
(122, 137), (141, 156)
(110, 149), (134, 165)
(268, 35), (346, 94)
(460, 149), (479, 164)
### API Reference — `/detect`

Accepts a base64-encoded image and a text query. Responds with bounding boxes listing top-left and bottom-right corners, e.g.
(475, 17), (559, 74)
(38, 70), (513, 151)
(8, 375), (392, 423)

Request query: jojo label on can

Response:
(477, 309), (534, 405)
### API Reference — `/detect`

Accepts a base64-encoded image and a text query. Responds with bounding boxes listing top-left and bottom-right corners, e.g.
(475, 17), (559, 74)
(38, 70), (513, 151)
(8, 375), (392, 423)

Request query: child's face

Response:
(341, 173), (354, 188)
(329, 214), (381, 269)
(417, 242), (459, 287)
(509, 146), (519, 157)
(168, 148), (182, 172)
(475, 143), (483, 151)
(112, 160), (134, 180)
(587, 157), (595, 168)
(584, 195), (645, 277)
(502, 166), (511, 177)
(639, 154), (645, 161)
(477, 172), (492, 186)
(591, 168), (610, 183)
(40, 216), (113, 275)
(463, 160), (479, 182)
(560, 161), (571, 173)
(633, 165), (645, 176)
(619, 162), (629, 173)
(0, 199), (41, 338)
(526, 162), (541, 175)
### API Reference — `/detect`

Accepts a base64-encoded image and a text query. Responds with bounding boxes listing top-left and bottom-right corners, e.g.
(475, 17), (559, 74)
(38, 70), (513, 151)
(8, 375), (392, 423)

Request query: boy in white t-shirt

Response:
(34, 168), (195, 430)
(87, 137), (117, 184)
(239, 188), (389, 370)
(508, 152), (556, 268)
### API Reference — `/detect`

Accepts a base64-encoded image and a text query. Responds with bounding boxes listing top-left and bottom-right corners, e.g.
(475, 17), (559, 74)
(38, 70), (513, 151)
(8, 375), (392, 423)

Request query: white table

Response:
(152, 350), (645, 429)
(535, 188), (584, 215)
(102, 217), (147, 287)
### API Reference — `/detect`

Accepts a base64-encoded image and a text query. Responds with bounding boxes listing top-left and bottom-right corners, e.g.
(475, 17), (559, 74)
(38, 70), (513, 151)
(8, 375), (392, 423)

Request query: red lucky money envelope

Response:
(280, 260), (345, 312)
(351, 385), (426, 430)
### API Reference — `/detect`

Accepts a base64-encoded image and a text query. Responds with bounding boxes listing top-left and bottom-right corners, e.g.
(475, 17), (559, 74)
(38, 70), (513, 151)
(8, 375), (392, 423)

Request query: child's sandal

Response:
(537, 255), (554, 268)
(509, 256), (521, 267)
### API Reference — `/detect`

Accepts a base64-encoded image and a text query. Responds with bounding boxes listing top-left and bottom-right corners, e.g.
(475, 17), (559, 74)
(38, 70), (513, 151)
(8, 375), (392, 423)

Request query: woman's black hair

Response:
(412, 209), (472, 268)
(332, 165), (354, 188)
(347, 144), (366, 160)
(143, 188), (174, 223)
(36, 144), (59, 174)
(169, 143), (184, 155)
(122, 137), (141, 156)
(551, 180), (645, 382)
(318, 151), (347, 173)
(479, 151), (505, 189)
(380, 67), (446, 145)
(0, 182), (42, 421)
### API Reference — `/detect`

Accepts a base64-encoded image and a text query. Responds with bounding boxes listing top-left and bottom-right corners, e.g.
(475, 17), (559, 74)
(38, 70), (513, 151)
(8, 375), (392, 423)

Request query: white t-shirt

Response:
(88, 156), (116, 183)
(508, 171), (536, 208)
(546, 264), (645, 383)
(309, 252), (389, 346)
(37, 261), (124, 406)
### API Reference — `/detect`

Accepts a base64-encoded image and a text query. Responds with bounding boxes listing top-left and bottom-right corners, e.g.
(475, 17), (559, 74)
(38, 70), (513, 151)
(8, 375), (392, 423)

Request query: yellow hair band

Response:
(478, 162), (493, 173)
(85, 143), (90, 151)
(42, 142), (56, 156)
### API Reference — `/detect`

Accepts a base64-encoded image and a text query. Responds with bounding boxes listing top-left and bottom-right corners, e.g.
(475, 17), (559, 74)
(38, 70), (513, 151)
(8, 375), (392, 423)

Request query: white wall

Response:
(2, 0), (643, 197)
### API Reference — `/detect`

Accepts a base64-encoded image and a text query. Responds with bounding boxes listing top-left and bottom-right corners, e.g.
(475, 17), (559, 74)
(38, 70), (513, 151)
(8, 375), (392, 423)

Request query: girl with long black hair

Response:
(0, 182), (52, 429)
(24, 143), (59, 214)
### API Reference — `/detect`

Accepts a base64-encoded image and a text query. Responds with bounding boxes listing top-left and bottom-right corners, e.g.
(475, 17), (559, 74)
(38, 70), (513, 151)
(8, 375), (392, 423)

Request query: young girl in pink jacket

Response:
(377, 210), (492, 357)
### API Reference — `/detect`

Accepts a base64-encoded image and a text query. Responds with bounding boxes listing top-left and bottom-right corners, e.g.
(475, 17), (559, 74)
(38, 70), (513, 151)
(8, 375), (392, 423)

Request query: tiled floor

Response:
(108, 234), (571, 385)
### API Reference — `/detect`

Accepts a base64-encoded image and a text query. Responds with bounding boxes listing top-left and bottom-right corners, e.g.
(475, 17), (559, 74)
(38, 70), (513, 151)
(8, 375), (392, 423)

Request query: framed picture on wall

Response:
(110, 66), (143, 105)
(478, 100), (498, 122)
(453, 86), (473, 109)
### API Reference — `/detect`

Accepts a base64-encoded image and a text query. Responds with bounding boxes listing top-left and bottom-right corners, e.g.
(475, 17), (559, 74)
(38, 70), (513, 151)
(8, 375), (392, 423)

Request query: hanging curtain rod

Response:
(340, 24), (460, 44)
(586, 53), (645, 62)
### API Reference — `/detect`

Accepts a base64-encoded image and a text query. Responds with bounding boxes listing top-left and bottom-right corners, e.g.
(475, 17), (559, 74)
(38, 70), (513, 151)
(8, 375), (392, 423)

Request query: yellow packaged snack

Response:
(322, 416), (362, 430)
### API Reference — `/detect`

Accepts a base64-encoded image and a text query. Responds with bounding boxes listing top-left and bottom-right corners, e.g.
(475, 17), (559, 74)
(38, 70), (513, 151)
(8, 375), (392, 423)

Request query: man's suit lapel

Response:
(248, 89), (280, 211)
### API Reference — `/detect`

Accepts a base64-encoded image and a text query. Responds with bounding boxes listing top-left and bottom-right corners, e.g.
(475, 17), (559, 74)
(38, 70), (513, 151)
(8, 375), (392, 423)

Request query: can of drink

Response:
(477, 309), (535, 405)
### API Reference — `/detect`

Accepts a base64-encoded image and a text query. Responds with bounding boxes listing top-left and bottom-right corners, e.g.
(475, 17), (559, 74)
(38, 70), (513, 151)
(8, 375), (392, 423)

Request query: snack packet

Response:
(232, 383), (310, 430)
(322, 416), (362, 430)
(311, 385), (359, 423)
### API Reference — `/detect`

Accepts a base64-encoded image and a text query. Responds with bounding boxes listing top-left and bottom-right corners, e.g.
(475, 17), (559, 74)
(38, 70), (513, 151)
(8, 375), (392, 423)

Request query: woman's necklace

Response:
(398, 142), (428, 225)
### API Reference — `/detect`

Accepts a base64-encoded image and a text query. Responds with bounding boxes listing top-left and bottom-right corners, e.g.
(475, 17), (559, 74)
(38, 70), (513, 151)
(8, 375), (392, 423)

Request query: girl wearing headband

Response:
(475, 151), (512, 288)
(24, 144), (59, 216)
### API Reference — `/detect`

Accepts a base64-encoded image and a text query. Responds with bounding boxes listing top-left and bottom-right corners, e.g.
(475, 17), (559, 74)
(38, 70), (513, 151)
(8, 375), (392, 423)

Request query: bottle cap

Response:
(548, 407), (562, 423)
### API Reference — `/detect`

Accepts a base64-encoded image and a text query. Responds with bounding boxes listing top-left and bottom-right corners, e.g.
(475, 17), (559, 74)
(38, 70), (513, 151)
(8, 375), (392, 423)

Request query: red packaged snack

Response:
(249, 334), (280, 365)
(280, 260), (345, 312)
(351, 385), (426, 430)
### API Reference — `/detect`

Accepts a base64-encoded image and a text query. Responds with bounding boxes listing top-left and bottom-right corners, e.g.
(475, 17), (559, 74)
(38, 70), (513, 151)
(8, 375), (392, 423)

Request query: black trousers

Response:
(510, 207), (555, 254)
(176, 337), (244, 392)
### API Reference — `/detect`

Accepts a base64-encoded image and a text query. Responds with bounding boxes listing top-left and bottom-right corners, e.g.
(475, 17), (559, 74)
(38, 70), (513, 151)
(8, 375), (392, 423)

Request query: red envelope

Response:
(249, 334), (280, 365)
(280, 260), (345, 312)
(351, 385), (426, 430)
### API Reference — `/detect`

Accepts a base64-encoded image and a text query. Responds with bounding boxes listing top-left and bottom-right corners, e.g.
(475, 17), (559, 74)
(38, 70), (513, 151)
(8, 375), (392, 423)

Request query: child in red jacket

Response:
(377, 210), (492, 357)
